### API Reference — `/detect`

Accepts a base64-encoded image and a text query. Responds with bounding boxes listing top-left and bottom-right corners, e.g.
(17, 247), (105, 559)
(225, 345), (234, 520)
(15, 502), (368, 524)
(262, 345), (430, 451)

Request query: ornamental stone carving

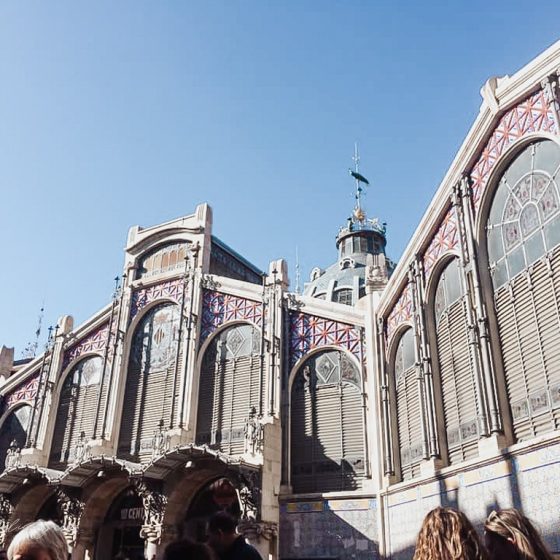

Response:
(4, 440), (21, 470)
(0, 493), (13, 548)
(134, 480), (168, 544)
(243, 406), (263, 456)
(238, 519), (278, 542)
(235, 468), (261, 521)
(55, 488), (85, 548)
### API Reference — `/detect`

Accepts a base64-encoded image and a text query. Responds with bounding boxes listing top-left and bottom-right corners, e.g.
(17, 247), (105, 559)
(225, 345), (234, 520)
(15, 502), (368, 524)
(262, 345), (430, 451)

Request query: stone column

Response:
(0, 493), (13, 549)
(134, 480), (168, 560)
(459, 177), (504, 442)
(408, 266), (430, 461)
(451, 185), (491, 439)
(55, 487), (85, 558)
(412, 258), (441, 459)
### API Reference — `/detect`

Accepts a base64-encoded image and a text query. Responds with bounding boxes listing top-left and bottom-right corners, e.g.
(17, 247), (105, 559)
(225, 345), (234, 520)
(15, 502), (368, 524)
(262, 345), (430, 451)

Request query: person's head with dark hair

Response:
(484, 509), (554, 560)
(207, 512), (238, 555)
(207, 512), (262, 560)
(414, 507), (488, 560)
(163, 539), (215, 560)
(208, 512), (237, 536)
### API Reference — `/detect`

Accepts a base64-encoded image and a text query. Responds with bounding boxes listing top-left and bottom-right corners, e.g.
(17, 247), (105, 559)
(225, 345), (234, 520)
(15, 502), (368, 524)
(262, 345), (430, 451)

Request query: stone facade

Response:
(1, 41), (560, 560)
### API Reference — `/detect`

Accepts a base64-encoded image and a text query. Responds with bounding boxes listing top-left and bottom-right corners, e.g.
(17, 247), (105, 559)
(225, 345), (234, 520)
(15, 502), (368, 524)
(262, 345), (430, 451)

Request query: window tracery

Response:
(487, 141), (560, 288)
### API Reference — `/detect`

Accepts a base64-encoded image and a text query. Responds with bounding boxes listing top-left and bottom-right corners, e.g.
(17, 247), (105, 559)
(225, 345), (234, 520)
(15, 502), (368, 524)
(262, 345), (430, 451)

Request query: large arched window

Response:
(50, 356), (105, 468)
(290, 350), (365, 493)
(393, 328), (422, 480)
(136, 242), (189, 280)
(487, 139), (560, 441)
(0, 405), (31, 470)
(118, 303), (181, 461)
(196, 324), (262, 455)
(434, 258), (479, 464)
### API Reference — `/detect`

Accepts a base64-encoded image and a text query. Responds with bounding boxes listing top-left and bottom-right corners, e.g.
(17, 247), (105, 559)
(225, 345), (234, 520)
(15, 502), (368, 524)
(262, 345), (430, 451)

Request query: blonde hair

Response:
(484, 509), (554, 560)
(414, 506), (488, 560)
(7, 520), (68, 560)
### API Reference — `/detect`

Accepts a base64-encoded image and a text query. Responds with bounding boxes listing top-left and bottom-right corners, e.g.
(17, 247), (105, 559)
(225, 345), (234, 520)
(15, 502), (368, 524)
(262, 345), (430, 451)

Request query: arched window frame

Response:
(388, 326), (423, 480)
(288, 347), (365, 493)
(476, 135), (560, 443)
(426, 253), (481, 465)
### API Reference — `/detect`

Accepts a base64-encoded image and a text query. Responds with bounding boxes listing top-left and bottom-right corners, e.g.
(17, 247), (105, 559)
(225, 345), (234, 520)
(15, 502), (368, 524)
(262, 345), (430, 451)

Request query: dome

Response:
(303, 212), (395, 305)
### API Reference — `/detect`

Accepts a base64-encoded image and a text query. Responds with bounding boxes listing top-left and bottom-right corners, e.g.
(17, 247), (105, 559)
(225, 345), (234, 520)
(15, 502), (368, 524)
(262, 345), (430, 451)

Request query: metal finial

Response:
(348, 143), (369, 221)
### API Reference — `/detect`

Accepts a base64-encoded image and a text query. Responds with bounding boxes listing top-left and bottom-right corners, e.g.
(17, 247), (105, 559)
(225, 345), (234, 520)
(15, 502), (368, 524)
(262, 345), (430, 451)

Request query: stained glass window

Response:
(132, 304), (180, 371)
(487, 140), (560, 288)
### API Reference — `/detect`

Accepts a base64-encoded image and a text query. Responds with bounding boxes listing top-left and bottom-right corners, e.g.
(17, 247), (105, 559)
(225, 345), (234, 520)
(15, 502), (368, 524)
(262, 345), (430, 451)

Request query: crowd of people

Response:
(0, 506), (555, 560)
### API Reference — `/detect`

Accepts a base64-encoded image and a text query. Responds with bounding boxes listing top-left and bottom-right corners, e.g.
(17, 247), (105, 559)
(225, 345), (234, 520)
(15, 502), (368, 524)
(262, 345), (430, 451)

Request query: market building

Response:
(1, 40), (560, 559)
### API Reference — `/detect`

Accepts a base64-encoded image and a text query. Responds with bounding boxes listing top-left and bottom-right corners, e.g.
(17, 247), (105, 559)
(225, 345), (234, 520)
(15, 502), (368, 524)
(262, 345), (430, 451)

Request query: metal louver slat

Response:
(195, 325), (262, 455)
(436, 295), (479, 465)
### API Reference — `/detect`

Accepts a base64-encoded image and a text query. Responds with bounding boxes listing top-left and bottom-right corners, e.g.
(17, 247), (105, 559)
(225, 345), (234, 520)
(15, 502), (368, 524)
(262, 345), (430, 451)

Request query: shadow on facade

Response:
(282, 432), (377, 560)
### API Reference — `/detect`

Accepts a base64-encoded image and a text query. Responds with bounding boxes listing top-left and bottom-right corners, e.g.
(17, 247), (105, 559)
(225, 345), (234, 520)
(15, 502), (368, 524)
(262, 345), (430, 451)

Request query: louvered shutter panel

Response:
(290, 350), (365, 493)
(290, 379), (314, 492)
(195, 325), (262, 455)
(118, 304), (181, 462)
(397, 368), (422, 480)
(437, 297), (479, 464)
(341, 383), (365, 487)
(315, 384), (342, 492)
(494, 247), (560, 441)
(49, 357), (106, 469)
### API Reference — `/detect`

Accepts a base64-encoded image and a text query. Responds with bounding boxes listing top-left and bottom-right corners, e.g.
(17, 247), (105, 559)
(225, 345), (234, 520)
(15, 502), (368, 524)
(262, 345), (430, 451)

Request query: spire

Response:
(349, 142), (370, 224)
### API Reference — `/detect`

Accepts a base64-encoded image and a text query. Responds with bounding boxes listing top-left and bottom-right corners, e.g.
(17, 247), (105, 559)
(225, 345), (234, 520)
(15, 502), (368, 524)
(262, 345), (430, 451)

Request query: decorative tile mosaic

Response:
(200, 289), (263, 345)
(4, 375), (39, 409)
(288, 311), (363, 368)
(423, 206), (459, 281)
(386, 283), (414, 344)
(386, 441), (560, 556)
(471, 88), (557, 212)
(280, 498), (378, 560)
(130, 278), (184, 320)
(62, 322), (110, 370)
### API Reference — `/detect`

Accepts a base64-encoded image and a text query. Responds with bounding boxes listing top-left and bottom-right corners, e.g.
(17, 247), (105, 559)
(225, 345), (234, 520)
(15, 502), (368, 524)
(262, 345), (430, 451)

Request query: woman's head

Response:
(414, 506), (488, 560)
(7, 520), (68, 560)
(484, 509), (553, 560)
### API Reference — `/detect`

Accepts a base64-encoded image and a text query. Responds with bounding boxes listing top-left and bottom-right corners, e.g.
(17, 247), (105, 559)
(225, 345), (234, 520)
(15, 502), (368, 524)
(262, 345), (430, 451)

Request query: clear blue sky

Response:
(1, 1), (560, 355)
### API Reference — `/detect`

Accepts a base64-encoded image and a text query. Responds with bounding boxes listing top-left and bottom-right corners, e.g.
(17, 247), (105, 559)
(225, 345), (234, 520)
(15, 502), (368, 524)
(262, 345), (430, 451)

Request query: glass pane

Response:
(532, 172), (550, 201)
(539, 183), (560, 220)
(534, 139), (560, 175)
(524, 232), (545, 265)
(507, 246), (526, 278)
(503, 144), (532, 188)
(513, 174), (532, 205)
(402, 330), (415, 371)
(544, 215), (560, 251)
(503, 196), (521, 222)
(434, 279), (446, 325)
(520, 204), (540, 237)
(492, 259), (509, 289)
(487, 225), (504, 263)
(444, 259), (463, 304)
(488, 181), (509, 226)
(503, 221), (521, 251)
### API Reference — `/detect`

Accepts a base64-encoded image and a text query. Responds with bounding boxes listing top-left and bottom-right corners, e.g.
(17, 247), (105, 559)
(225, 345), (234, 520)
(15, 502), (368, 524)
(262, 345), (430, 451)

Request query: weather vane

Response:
(349, 142), (369, 222)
